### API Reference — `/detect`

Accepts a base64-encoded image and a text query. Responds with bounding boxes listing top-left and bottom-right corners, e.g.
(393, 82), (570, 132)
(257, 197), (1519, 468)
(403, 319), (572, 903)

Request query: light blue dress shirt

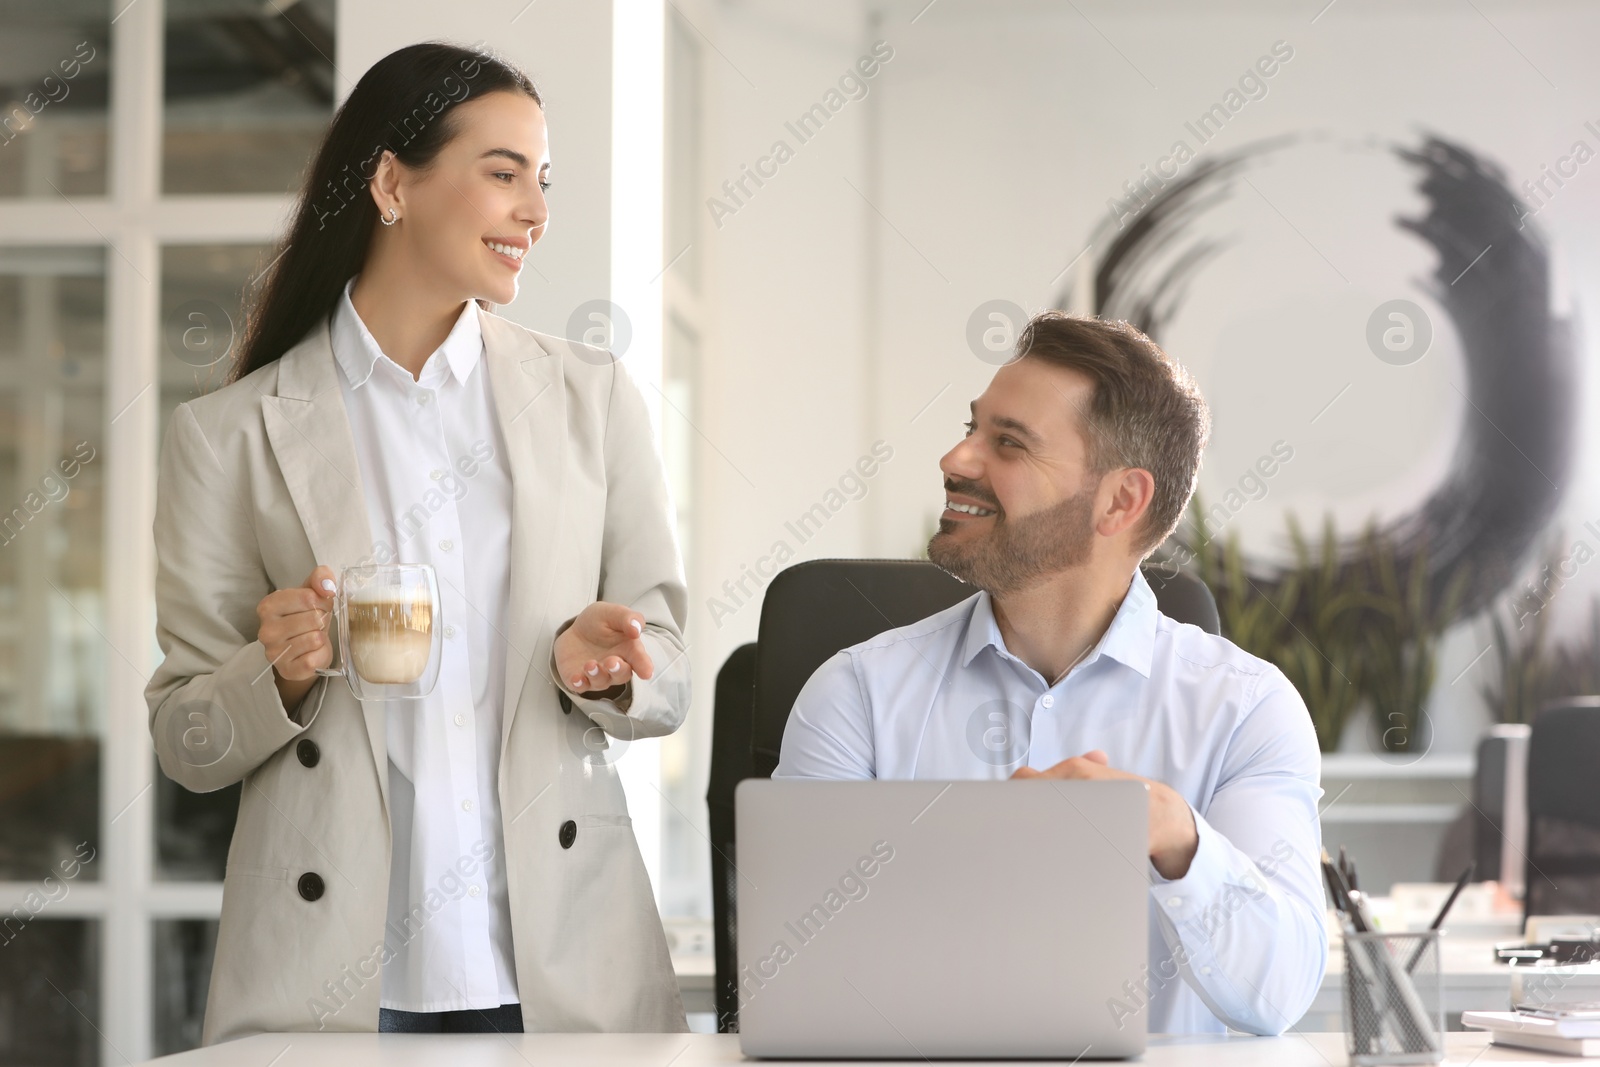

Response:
(775, 567), (1328, 1036)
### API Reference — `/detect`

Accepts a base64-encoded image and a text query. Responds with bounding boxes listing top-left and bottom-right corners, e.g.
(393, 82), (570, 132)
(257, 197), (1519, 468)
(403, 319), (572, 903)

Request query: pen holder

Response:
(1342, 930), (1444, 1066)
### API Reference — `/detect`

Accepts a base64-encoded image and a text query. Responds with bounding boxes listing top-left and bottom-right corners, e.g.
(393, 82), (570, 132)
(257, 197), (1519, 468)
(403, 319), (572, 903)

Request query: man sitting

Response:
(775, 312), (1326, 1035)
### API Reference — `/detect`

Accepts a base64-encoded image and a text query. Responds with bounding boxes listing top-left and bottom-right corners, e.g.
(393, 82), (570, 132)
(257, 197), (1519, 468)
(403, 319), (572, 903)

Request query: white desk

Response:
(134, 1030), (1560, 1065)
(675, 933), (1520, 1028)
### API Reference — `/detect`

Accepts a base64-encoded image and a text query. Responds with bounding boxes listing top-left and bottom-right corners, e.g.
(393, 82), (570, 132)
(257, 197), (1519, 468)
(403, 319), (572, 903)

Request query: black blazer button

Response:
(296, 739), (320, 767)
(298, 872), (325, 901)
(559, 820), (577, 849)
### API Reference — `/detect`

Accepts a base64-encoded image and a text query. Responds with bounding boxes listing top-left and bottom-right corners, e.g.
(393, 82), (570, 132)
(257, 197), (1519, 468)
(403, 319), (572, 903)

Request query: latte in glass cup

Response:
(345, 588), (434, 685)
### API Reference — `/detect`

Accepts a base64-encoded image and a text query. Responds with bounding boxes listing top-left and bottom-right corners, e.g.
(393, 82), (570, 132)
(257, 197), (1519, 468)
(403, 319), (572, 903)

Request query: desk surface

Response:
(674, 931), (1518, 982)
(672, 934), (1522, 1025)
(138, 1031), (1561, 1066)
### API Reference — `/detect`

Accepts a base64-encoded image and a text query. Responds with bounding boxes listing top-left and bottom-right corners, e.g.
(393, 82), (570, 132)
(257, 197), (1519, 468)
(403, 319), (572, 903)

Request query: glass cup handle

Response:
(313, 588), (345, 678)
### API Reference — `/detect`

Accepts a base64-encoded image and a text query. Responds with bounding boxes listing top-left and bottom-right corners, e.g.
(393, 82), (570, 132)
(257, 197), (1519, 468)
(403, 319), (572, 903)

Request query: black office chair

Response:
(703, 559), (1220, 1031)
(705, 642), (757, 1033)
(1524, 698), (1600, 921)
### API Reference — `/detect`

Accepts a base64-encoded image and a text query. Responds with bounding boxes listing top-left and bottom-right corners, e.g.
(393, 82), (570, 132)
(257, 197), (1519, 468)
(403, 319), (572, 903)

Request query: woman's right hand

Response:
(257, 565), (337, 708)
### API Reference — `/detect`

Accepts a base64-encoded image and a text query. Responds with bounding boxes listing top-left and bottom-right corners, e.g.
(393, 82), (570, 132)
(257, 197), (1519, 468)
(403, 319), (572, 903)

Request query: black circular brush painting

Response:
(1070, 133), (1579, 620)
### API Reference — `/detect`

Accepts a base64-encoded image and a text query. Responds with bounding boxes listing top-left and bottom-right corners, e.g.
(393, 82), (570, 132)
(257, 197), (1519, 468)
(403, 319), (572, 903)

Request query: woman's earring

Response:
(380, 207), (399, 227)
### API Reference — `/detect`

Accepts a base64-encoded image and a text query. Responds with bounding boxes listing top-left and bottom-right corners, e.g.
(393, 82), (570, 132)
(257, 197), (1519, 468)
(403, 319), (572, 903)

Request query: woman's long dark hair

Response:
(231, 42), (541, 382)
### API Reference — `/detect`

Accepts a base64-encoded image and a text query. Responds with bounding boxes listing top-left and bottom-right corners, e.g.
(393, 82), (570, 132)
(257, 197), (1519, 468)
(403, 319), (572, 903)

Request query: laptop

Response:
(735, 779), (1150, 1059)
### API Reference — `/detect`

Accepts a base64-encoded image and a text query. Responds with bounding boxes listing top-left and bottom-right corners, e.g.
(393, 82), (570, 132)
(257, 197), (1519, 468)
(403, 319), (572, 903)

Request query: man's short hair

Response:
(1013, 312), (1211, 555)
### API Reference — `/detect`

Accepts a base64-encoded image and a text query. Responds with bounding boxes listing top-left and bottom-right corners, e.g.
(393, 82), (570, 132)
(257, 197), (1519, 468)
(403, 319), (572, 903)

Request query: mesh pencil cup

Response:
(1342, 930), (1444, 1066)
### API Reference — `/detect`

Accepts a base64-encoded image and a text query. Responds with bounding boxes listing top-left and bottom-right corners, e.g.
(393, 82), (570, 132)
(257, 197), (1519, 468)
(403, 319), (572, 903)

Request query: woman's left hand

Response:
(554, 601), (655, 696)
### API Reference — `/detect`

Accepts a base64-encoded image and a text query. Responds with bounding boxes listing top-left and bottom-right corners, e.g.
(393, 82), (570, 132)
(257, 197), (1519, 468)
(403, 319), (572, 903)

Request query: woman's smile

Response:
(483, 236), (529, 268)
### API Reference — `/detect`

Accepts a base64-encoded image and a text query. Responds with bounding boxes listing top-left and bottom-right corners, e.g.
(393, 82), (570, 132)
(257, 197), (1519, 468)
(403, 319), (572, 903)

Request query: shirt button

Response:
(1167, 896), (1182, 908)
(1041, 694), (1055, 709)
(468, 885), (481, 897)
(444, 624), (457, 637)
(454, 713), (466, 726)
(430, 469), (445, 480)
(438, 539), (453, 551)
(462, 799), (474, 811)
(417, 394), (431, 406)
(1201, 966), (1213, 976)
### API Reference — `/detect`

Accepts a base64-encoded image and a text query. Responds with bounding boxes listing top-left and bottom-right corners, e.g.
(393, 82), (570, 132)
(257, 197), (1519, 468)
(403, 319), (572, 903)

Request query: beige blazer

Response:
(145, 310), (691, 1044)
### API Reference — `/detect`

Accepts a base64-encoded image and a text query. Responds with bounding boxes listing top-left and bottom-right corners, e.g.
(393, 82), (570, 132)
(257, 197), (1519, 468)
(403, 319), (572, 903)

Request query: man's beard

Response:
(927, 484), (1098, 595)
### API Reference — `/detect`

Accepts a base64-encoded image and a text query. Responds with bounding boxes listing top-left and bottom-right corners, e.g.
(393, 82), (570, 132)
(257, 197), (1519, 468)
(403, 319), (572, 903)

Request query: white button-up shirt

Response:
(775, 567), (1328, 1036)
(331, 279), (519, 1012)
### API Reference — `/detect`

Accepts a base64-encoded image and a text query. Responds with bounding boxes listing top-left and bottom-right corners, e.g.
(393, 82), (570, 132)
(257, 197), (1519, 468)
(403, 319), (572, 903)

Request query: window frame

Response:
(0, 2), (292, 1060)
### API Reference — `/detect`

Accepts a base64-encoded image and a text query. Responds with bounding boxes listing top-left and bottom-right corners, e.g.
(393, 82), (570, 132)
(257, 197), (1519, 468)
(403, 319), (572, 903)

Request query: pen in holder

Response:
(1342, 929), (1444, 1066)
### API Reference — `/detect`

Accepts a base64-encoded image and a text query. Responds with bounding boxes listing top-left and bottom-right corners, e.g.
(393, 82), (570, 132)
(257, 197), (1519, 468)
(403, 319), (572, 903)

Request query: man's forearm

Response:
(1149, 812), (1328, 1035)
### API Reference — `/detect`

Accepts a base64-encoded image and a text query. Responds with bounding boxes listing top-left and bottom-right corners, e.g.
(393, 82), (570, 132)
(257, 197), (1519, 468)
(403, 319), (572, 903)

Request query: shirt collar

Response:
(332, 276), (483, 389)
(960, 567), (1157, 680)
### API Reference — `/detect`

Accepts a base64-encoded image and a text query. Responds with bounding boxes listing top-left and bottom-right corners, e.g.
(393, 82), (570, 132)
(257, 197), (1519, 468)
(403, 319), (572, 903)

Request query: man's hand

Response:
(1013, 750), (1200, 879)
(554, 602), (654, 700)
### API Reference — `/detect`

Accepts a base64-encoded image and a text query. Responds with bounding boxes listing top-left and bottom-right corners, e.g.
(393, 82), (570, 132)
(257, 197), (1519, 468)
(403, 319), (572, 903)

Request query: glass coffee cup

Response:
(316, 563), (443, 699)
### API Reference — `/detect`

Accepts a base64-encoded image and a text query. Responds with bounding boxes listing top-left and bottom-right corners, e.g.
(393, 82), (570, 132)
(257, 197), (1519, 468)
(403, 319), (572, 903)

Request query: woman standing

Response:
(146, 43), (690, 1041)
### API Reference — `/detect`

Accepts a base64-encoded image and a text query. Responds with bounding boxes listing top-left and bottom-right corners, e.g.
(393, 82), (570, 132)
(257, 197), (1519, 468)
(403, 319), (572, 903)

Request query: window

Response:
(0, 3), (335, 1061)
(162, 0), (335, 195)
(0, 9), (108, 199)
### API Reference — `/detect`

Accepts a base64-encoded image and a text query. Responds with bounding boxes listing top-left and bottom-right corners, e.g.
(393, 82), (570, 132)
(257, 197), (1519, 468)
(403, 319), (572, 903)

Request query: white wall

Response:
(691, 0), (1600, 769)
(338, 0), (615, 339)
(684, 1), (880, 772)
(337, 0), (685, 898)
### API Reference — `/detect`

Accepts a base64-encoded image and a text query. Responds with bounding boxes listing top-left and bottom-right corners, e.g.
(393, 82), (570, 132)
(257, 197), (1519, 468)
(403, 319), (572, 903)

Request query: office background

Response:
(0, 0), (1597, 1062)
